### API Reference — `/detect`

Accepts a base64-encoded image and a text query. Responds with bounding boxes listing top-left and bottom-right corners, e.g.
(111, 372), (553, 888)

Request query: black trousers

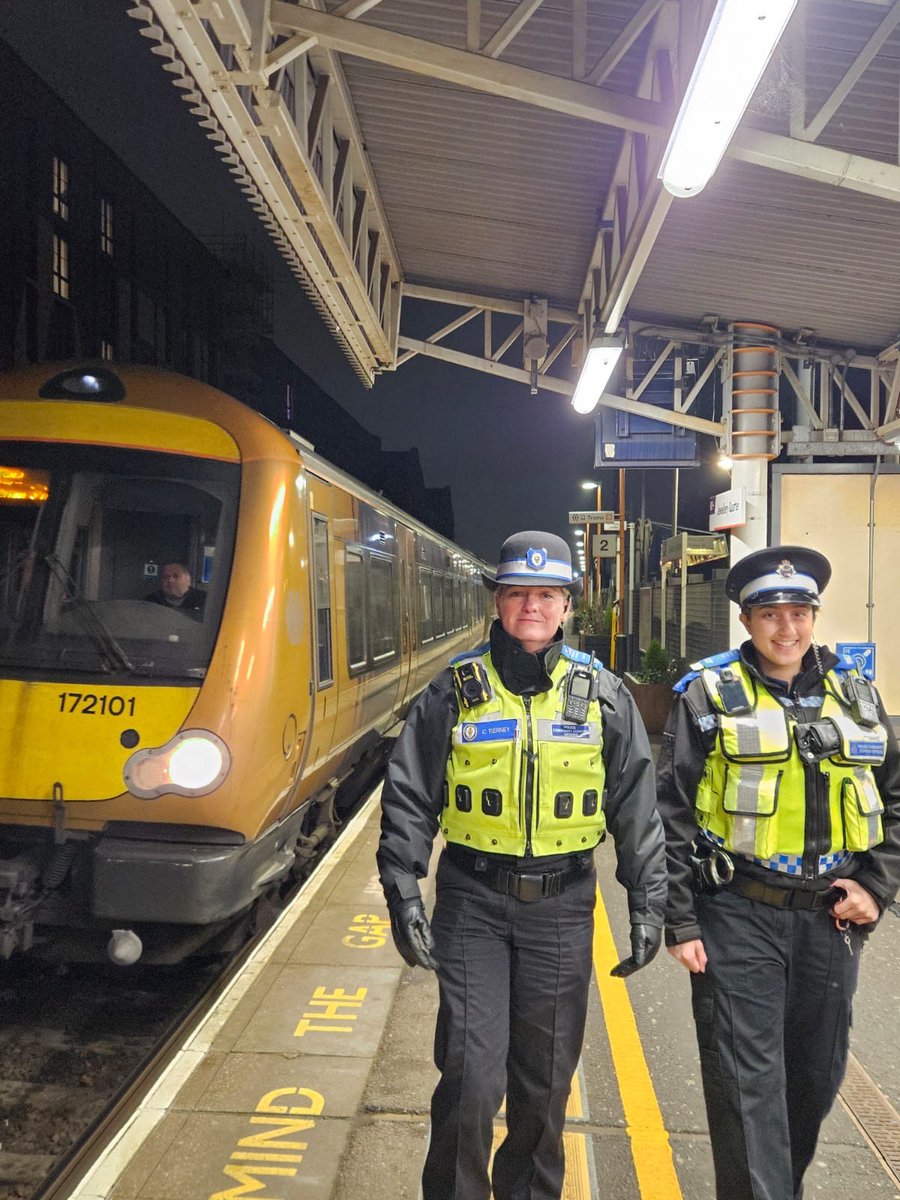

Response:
(692, 888), (863, 1200)
(422, 853), (596, 1200)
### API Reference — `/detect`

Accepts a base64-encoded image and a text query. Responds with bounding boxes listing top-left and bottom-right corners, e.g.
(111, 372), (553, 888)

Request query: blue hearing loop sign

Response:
(836, 642), (876, 681)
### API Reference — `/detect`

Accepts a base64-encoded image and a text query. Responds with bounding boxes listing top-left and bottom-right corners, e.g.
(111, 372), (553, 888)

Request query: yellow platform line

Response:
(490, 1068), (592, 1198)
(592, 883), (683, 1199)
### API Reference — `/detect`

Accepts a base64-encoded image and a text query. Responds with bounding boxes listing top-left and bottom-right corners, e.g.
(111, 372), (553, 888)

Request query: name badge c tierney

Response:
(461, 719), (518, 742)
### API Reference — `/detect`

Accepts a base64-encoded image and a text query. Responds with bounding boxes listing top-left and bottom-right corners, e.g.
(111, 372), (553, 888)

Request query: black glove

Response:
(388, 898), (439, 971)
(610, 923), (662, 978)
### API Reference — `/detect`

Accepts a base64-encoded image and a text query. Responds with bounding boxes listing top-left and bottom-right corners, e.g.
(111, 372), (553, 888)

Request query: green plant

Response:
(638, 639), (671, 684)
(572, 599), (602, 635)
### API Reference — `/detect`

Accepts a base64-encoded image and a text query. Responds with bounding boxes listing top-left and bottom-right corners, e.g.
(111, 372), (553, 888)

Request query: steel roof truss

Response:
(140, 0), (401, 383)
(797, 0), (900, 145)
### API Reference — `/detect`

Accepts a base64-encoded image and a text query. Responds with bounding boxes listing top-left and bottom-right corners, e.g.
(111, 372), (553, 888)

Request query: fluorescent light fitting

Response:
(658, 0), (798, 198)
(571, 335), (624, 415)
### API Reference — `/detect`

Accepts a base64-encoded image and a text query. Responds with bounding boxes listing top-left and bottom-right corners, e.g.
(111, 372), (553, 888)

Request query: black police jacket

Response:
(657, 641), (900, 946)
(377, 621), (667, 928)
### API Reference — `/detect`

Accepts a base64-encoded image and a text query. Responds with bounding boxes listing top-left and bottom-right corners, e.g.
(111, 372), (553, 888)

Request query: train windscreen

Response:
(0, 442), (239, 681)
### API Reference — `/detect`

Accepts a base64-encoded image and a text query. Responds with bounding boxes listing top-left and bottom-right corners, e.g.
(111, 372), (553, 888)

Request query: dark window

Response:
(100, 197), (114, 256)
(369, 554), (396, 661)
(442, 575), (454, 631)
(52, 157), (68, 221)
(432, 572), (445, 637)
(417, 565), (433, 643)
(346, 549), (366, 669)
(52, 235), (69, 299)
(313, 515), (333, 685)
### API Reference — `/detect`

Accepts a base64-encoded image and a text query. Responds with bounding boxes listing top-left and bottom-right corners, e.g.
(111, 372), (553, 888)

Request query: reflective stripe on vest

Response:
(443, 650), (607, 856)
(695, 661), (886, 858)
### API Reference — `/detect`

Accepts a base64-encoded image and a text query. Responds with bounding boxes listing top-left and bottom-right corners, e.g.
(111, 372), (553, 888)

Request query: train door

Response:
(300, 492), (339, 782)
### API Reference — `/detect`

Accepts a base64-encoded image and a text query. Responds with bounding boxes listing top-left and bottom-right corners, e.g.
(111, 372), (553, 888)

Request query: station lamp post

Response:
(581, 480), (602, 606)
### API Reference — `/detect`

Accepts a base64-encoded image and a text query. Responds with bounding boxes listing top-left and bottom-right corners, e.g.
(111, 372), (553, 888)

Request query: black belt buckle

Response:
(514, 872), (546, 902)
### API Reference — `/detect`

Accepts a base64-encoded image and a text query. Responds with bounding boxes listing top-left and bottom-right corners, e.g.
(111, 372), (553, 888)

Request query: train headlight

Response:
(124, 730), (231, 799)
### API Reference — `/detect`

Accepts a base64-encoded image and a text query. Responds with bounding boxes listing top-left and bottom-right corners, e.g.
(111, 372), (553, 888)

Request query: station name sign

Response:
(568, 510), (616, 524)
(709, 486), (746, 531)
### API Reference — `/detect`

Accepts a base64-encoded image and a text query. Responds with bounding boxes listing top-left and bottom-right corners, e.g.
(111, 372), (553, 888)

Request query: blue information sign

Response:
(836, 642), (876, 680)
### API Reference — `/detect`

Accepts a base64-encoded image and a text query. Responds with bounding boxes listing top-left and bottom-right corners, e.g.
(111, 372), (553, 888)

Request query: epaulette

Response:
(449, 642), (489, 667)
(561, 644), (597, 667)
(673, 647), (740, 694)
(834, 656), (859, 675)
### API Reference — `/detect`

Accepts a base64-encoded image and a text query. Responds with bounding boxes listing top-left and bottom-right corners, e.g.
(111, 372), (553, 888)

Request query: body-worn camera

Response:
(793, 719), (841, 763)
(452, 660), (492, 708)
(716, 668), (752, 715)
(690, 846), (735, 894)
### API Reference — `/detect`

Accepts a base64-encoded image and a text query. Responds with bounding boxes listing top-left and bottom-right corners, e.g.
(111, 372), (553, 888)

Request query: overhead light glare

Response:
(717, 451), (734, 472)
(571, 335), (624, 415)
(658, 0), (798, 198)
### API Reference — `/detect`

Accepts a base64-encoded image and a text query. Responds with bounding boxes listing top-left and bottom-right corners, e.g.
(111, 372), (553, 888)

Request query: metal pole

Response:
(618, 468), (626, 641)
(672, 467), (679, 537)
(595, 484), (602, 609)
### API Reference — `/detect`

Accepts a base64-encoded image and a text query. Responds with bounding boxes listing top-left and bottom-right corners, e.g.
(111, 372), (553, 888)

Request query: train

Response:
(0, 363), (491, 964)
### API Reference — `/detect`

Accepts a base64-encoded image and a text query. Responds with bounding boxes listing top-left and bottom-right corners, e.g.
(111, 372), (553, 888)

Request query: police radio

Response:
(716, 668), (752, 715)
(842, 675), (880, 728)
(452, 660), (492, 708)
(563, 667), (593, 724)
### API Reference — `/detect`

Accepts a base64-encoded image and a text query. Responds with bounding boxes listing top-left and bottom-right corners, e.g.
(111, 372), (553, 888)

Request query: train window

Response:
(452, 576), (462, 630)
(432, 572), (445, 637)
(312, 515), (332, 686)
(345, 549), (366, 669)
(369, 554), (396, 662)
(0, 442), (238, 681)
(417, 565), (433, 643)
(442, 575), (454, 632)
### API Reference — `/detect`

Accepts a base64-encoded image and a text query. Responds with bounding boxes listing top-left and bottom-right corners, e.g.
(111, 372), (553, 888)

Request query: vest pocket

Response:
(840, 771), (884, 851)
(721, 765), (782, 858)
(536, 742), (603, 847)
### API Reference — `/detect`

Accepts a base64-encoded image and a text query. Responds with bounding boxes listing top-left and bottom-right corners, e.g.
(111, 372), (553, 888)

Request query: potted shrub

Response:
(572, 598), (612, 665)
(624, 639), (678, 734)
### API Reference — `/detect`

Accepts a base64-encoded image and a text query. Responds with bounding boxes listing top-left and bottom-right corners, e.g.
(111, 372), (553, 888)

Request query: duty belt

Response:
(445, 844), (592, 902)
(727, 873), (841, 911)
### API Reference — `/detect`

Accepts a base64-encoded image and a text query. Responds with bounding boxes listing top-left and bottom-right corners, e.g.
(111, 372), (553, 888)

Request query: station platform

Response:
(72, 785), (900, 1200)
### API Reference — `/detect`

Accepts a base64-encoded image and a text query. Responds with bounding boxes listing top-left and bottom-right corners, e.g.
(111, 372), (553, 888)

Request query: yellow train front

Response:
(0, 364), (488, 963)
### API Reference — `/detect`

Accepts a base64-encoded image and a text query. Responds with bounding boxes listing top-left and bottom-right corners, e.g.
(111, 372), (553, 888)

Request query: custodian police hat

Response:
(725, 545), (831, 609)
(482, 530), (582, 596)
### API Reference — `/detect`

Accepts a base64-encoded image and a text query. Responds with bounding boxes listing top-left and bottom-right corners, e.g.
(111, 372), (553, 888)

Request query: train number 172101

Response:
(58, 692), (137, 716)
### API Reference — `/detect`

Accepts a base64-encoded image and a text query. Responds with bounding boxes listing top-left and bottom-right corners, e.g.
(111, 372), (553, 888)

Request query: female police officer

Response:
(377, 530), (667, 1200)
(657, 544), (900, 1200)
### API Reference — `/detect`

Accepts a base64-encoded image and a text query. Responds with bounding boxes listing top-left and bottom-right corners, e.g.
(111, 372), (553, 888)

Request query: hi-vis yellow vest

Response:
(442, 647), (607, 857)
(695, 660), (887, 860)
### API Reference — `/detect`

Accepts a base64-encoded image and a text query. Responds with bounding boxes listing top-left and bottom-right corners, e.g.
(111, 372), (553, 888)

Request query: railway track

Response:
(0, 780), (376, 1200)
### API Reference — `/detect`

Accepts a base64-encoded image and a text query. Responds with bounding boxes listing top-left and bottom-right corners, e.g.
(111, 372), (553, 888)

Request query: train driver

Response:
(377, 529), (667, 1200)
(657, 544), (900, 1199)
(144, 561), (206, 620)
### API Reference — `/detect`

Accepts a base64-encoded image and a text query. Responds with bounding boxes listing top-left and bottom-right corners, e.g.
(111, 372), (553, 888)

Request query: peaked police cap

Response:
(482, 530), (582, 595)
(725, 545), (831, 609)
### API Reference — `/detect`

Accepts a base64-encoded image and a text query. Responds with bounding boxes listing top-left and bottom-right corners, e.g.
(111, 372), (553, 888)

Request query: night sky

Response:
(1, 0), (717, 563)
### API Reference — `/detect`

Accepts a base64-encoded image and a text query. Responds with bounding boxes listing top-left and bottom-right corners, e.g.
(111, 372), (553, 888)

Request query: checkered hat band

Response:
(739, 570), (817, 604)
(497, 556), (573, 583)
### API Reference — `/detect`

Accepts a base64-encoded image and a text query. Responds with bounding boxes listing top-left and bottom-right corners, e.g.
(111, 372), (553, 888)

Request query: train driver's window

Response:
(312, 515), (333, 686)
(417, 565), (433, 643)
(345, 548), (367, 670)
(369, 554), (396, 662)
(432, 572), (445, 637)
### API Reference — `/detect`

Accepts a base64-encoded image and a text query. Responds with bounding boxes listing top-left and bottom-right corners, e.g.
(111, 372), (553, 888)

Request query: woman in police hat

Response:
(378, 529), (667, 1200)
(657, 544), (900, 1200)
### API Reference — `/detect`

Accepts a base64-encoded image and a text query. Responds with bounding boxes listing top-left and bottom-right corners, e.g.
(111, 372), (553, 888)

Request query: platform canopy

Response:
(133, 1), (900, 397)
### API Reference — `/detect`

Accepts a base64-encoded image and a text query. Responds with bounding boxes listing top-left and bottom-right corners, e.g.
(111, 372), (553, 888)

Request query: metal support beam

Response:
(482, 0), (545, 59)
(269, 3), (669, 134)
(585, 0), (666, 86)
(396, 336), (723, 434)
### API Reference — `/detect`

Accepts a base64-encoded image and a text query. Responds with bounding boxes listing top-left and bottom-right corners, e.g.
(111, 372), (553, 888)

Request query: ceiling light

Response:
(659, 0), (798, 198)
(571, 335), (625, 415)
(717, 451), (733, 472)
